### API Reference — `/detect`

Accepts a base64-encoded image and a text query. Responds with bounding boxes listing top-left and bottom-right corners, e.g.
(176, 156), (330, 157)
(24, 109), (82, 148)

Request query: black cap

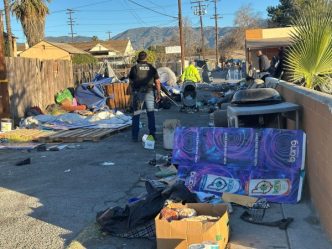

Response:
(137, 51), (147, 62)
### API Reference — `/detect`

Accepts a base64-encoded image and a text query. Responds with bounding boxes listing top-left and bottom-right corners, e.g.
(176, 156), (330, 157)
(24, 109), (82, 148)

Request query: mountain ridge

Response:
(46, 26), (234, 49)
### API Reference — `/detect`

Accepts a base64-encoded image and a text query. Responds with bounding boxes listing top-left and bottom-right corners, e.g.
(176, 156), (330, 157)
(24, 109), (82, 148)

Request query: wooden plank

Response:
(120, 83), (126, 109)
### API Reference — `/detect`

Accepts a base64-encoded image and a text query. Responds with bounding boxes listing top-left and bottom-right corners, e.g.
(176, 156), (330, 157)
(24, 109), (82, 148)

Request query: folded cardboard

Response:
(222, 192), (258, 208)
(155, 203), (229, 249)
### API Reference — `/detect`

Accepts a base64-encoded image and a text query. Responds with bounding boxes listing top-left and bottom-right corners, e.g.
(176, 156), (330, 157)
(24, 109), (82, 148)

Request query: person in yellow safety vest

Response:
(181, 61), (202, 83)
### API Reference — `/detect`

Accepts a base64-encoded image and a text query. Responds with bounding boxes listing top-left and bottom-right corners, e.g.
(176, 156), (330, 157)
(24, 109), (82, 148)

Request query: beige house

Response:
(19, 40), (89, 60)
(71, 39), (135, 65)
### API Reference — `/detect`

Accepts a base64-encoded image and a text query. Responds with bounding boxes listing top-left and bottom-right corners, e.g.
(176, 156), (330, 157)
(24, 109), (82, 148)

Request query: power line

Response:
(122, 0), (147, 26)
(51, 0), (113, 14)
(127, 0), (177, 19)
(66, 9), (76, 42)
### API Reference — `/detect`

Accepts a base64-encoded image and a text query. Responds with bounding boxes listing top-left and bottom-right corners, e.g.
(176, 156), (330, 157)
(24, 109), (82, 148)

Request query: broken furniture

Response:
(227, 102), (301, 129)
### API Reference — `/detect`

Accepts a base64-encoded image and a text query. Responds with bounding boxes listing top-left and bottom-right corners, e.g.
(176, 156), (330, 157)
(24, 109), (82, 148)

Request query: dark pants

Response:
(132, 91), (156, 139)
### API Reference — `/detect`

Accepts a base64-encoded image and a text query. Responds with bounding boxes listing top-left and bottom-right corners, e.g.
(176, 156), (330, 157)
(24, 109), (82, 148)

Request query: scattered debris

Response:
(142, 134), (155, 150)
(222, 192), (258, 208)
(100, 161), (115, 166)
(155, 165), (177, 178)
(241, 211), (294, 230)
(15, 158), (31, 166)
(48, 144), (68, 151)
(64, 169), (71, 173)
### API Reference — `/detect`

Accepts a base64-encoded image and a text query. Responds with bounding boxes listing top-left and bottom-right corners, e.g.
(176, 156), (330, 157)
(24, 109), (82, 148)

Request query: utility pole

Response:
(0, 21), (10, 117)
(211, 0), (221, 68)
(178, 0), (185, 73)
(3, 0), (13, 56)
(106, 31), (112, 40)
(0, 10), (4, 34)
(191, 0), (208, 60)
(66, 9), (76, 43)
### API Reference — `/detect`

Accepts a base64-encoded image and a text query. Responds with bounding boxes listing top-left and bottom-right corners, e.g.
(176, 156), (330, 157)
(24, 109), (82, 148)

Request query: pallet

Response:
(37, 126), (130, 143)
(0, 129), (54, 142)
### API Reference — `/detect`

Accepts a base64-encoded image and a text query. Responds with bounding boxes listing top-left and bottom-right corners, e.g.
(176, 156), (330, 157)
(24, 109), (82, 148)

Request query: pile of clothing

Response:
(96, 181), (197, 238)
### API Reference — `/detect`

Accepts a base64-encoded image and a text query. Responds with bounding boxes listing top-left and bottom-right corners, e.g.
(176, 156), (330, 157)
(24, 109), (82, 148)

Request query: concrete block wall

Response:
(273, 80), (332, 239)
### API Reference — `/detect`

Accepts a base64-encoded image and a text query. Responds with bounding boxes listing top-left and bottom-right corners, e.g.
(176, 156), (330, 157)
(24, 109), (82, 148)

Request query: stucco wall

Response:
(20, 41), (71, 61)
(262, 27), (294, 39)
(246, 27), (295, 40)
(268, 79), (332, 239)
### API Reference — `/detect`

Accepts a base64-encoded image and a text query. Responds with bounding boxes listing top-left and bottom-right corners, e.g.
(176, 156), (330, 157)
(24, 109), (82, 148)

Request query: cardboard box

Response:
(155, 203), (229, 249)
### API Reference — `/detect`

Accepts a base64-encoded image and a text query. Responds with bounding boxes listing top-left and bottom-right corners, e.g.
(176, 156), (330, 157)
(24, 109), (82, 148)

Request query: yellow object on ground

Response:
(181, 64), (201, 83)
(0, 129), (54, 142)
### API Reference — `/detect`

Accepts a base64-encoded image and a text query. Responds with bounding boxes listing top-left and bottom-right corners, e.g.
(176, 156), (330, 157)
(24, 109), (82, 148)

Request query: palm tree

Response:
(11, 0), (51, 47)
(286, 0), (332, 93)
(91, 36), (99, 42)
(3, 0), (13, 56)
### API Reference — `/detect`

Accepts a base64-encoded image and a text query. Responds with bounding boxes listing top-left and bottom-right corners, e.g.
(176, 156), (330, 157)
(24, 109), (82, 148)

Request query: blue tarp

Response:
(75, 75), (113, 111)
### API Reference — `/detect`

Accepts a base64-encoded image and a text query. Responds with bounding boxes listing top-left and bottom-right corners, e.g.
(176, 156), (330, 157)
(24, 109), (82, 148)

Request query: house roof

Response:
(246, 37), (292, 49)
(46, 41), (89, 54)
(70, 41), (100, 52)
(103, 40), (129, 54)
(71, 40), (130, 54)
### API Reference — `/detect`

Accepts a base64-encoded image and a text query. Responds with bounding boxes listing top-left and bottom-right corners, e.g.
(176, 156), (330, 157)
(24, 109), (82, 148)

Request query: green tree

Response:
(91, 36), (98, 41)
(267, 0), (311, 27)
(132, 50), (156, 64)
(72, 54), (98, 65)
(11, 0), (51, 47)
(286, 0), (332, 93)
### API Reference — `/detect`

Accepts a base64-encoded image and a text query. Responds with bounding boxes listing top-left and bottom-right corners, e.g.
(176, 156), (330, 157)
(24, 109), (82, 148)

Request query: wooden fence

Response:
(105, 83), (131, 110)
(5, 57), (73, 118)
(72, 63), (131, 85)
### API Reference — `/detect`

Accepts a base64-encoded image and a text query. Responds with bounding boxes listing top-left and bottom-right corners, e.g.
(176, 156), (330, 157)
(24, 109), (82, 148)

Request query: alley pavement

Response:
(0, 107), (331, 249)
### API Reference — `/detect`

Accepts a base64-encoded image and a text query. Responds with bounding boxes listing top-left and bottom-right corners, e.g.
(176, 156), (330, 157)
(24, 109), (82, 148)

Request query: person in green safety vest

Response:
(180, 61), (202, 83)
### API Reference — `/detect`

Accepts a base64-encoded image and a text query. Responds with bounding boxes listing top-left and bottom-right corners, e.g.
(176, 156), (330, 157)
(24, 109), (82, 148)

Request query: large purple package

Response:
(173, 127), (259, 166)
(258, 129), (306, 171)
(173, 127), (306, 203)
(220, 128), (258, 166)
(181, 163), (250, 196)
(248, 168), (305, 203)
(172, 127), (199, 164)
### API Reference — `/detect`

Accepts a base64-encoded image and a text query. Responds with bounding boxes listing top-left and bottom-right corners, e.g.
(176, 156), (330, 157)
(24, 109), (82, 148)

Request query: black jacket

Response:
(128, 61), (159, 91)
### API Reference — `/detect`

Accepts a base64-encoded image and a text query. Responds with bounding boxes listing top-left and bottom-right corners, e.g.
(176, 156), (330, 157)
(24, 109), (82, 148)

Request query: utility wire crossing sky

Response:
(0, 0), (280, 42)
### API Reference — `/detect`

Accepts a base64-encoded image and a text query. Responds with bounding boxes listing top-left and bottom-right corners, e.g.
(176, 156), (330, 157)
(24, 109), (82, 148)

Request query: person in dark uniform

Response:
(256, 50), (270, 73)
(274, 47), (285, 79)
(128, 51), (161, 142)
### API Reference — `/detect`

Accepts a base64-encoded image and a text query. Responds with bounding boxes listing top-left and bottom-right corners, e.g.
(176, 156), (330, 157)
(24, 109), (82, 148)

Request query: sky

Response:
(0, 0), (280, 42)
